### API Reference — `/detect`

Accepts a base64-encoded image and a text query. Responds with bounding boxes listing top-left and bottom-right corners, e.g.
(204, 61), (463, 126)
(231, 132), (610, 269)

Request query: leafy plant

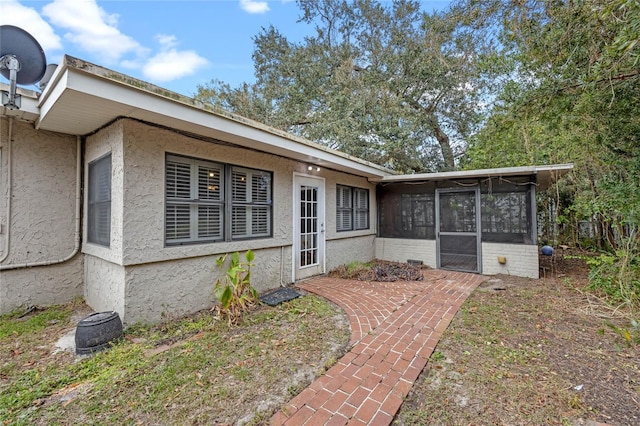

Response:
(606, 319), (640, 348)
(586, 236), (640, 312)
(213, 250), (260, 325)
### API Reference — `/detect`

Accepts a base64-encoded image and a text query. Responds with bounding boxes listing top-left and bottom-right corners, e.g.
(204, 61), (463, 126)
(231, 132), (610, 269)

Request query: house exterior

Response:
(0, 55), (572, 324)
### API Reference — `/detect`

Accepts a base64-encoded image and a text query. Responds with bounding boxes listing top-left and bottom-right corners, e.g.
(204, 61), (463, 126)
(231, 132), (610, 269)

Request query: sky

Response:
(1, 0), (451, 97)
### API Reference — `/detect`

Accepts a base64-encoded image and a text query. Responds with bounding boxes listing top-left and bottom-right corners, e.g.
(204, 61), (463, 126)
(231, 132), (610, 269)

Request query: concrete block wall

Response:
(482, 242), (539, 278)
(374, 238), (437, 269)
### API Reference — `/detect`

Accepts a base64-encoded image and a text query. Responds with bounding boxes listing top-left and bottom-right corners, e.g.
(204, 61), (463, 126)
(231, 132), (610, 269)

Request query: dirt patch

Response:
(395, 253), (639, 426)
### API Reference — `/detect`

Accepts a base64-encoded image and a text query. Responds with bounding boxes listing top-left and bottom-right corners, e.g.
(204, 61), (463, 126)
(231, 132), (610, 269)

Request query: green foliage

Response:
(213, 250), (260, 325)
(457, 0), (640, 251)
(197, 0), (493, 172)
(586, 236), (640, 311)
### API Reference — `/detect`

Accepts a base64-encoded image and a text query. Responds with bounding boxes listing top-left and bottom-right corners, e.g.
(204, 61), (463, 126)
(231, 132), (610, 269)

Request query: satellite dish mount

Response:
(1, 25), (47, 110)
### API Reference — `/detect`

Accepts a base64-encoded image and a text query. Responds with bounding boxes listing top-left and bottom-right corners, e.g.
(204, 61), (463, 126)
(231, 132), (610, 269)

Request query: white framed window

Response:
(336, 185), (369, 231)
(165, 154), (272, 245)
(88, 153), (111, 246)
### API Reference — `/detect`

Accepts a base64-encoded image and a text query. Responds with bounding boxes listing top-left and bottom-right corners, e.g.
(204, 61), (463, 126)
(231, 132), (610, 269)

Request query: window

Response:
(165, 154), (272, 245)
(336, 185), (369, 231)
(88, 154), (111, 246)
(231, 166), (272, 239)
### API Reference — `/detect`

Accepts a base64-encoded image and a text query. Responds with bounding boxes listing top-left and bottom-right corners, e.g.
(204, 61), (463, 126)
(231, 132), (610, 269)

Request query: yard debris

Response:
(328, 259), (424, 281)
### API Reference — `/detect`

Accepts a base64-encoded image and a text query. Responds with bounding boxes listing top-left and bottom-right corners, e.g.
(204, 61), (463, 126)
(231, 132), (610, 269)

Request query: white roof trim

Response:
(35, 56), (394, 179)
(371, 164), (574, 190)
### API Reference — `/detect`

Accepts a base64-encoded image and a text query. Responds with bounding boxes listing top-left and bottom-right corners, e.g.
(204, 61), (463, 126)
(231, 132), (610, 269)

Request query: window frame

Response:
(336, 184), (370, 232)
(87, 153), (112, 247)
(165, 153), (273, 246)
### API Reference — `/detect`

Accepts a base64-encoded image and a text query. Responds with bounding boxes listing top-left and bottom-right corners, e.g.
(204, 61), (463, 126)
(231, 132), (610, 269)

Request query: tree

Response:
(458, 0), (640, 249)
(196, 0), (491, 172)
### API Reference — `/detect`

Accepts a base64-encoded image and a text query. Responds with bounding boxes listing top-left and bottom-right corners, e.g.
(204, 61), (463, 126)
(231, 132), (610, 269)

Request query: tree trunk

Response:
(431, 120), (455, 170)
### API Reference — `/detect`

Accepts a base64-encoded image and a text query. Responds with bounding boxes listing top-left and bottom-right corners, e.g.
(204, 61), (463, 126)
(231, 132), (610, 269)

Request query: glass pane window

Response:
(231, 167), (272, 239)
(88, 153), (111, 246)
(165, 155), (272, 245)
(336, 185), (369, 231)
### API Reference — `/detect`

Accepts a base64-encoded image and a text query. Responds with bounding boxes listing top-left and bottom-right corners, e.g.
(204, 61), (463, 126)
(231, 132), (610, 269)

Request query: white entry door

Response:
(293, 174), (325, 281)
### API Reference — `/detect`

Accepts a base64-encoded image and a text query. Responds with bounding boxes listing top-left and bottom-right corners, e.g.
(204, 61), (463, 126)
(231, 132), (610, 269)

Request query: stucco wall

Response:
(119, 119), (296, 264)
(84, 119), (379, 323)
(83, 122), (125, 265)
(326, 235), (376, 271)
(375, 238), (438, 268)
(122, 245), (291, 324)
(482, 242), (539, 278)
(84, 255), (125, 316)
(0, 118), (83, 313)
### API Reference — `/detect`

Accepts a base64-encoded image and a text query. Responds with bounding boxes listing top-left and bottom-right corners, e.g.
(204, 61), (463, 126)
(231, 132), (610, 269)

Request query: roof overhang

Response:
(33, 56), (393, 179)
(371, 164), (574, 191)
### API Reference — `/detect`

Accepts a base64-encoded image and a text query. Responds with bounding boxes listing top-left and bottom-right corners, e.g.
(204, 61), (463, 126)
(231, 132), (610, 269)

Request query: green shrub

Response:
(213, 250), (260, 325)
(586, 238), (640, 312)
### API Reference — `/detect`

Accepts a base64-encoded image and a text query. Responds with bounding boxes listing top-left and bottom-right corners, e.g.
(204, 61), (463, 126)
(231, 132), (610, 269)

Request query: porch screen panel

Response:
(481, 177), (534, 244)
(378, 183), (435, 239)
(439, 234), (478, 271)
(438, 191), (478, 272)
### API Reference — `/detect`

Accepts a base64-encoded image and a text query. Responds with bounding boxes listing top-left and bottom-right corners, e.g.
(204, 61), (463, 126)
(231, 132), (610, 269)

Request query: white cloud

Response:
(41, 0), (146, 64)
(142, 34), (208, 82)
(239, 0), (270, 14)
(0, 0), (62, 52)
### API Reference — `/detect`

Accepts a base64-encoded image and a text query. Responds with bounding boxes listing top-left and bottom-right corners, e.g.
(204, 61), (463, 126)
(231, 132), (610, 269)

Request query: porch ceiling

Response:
(34, 56), (393, 179)
(371, 164), (574, 191)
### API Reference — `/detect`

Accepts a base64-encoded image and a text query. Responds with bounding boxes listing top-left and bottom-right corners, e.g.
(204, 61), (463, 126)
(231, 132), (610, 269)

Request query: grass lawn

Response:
(0, 295), (349, 425)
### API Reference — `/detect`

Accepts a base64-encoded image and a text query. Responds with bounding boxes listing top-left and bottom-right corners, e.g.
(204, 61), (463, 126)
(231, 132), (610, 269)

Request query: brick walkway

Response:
(270, 270), (486, 426)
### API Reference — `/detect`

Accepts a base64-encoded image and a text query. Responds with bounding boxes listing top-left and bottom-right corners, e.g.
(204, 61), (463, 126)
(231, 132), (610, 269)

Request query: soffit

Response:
(35, 56), (393, 179)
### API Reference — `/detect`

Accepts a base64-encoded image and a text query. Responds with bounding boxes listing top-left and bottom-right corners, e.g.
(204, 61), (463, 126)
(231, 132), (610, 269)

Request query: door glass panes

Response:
(300, 185), (318, 267)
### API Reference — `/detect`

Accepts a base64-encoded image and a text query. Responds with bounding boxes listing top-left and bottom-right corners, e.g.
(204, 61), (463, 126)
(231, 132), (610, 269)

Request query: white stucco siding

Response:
(84, 254), (125, 316)
(122, 245), (291, 324)
(482, 242), (539, 278)
(83, 122), (125, 265)
(119, 119), (296, 264)
(326, 235), (376, 272)
(375, 238), (437, 269)
(0, 261), (83, 313)
(0, 118), (83, 313)
(1, 119), (78, 262)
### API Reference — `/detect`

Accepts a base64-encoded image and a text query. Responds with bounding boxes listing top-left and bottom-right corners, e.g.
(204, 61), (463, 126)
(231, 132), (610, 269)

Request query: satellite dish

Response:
(0, 25), (47, 109)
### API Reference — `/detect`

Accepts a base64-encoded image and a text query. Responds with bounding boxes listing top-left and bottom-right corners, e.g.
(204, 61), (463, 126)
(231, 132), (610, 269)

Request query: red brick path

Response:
(270, 270), (486, 426)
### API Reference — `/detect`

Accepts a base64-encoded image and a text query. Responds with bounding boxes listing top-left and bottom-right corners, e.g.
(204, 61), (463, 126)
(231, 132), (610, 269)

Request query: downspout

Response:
(0, 135), (82, 270)
(0, 117), (13, 263)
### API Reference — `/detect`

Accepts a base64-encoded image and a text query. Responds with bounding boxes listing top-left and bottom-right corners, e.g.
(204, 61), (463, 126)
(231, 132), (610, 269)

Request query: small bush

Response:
(586, 238), (640, 312)
(213, 250), (260, 325)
